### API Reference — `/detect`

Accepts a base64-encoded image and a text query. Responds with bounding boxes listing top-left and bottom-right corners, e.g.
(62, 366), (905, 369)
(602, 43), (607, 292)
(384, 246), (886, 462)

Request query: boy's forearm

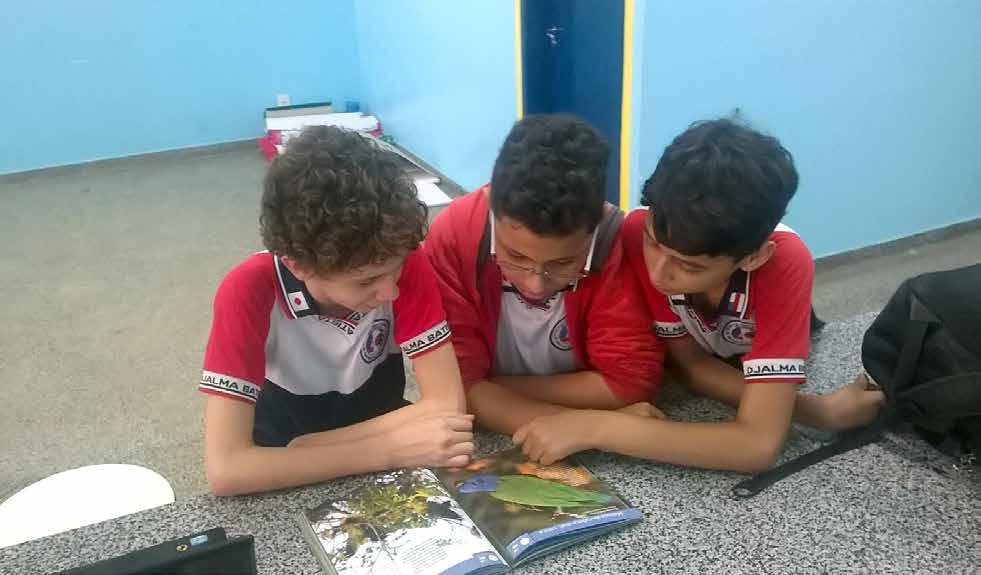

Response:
(792, 393), (833, 428)
(208, 435), (395, 496)
(289, 401), (433, 448)
(674, 355), (745, 406)
(490, 370), (627, 409)
(591, 411), (787, 473)
(467, 380), (566, 434)
(412, 343), (468, 414)
(676, 356), (829, 428)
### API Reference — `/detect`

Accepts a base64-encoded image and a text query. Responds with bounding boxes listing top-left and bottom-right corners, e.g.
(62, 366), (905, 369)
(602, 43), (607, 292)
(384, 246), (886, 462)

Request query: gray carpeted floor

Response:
(1, 144), (979, 502)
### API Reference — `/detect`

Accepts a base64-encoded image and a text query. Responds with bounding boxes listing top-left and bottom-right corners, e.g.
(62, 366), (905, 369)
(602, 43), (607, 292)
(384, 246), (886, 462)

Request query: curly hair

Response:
(259, 126), (427, 275)
(641, 117), (798, 260)
(490, 115), (609, 236)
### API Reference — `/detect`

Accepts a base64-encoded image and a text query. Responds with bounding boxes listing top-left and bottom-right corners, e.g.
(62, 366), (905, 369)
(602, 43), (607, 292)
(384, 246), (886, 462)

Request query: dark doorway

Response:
(522, 0), (625, 205)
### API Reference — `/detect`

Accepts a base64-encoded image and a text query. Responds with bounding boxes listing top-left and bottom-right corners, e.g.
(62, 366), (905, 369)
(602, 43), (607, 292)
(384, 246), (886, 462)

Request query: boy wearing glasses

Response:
(424, 115), (664, 448)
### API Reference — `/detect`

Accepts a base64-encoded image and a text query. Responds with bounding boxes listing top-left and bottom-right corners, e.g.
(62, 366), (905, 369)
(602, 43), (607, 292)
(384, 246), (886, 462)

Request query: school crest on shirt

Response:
(549, 316), (573, 351)
(360, 319), (391, 363)
(721, 318), (756, 346)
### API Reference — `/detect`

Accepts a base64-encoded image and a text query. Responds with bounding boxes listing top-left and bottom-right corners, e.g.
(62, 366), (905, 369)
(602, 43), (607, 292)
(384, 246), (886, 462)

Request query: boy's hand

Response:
(512, 410), (601, 466)
(617, 401), (667, 419)
(818, 373), (885, 430)
(394, 412), (475, 469)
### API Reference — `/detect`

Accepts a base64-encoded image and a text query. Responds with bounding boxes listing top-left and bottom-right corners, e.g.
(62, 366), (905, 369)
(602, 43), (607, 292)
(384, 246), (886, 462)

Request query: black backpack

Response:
(733, 263), (981, 498)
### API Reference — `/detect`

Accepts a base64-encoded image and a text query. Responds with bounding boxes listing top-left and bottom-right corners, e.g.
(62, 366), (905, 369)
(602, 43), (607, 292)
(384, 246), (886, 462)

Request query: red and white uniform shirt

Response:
(199, 249), (451, 404)
(493, 283), (577, 376)
(489, 212), (587, 377)
(623, 209), (815, 384)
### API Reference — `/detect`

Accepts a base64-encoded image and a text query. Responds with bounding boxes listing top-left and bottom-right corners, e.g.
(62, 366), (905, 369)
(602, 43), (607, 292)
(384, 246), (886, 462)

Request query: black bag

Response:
(733, 263), (981, 498)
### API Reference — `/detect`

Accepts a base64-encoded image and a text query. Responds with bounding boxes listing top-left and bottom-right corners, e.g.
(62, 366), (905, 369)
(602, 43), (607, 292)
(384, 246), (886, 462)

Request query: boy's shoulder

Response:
(425, 186), (493, 276)
(396, 248), (435, 285)
(431, 185), (490, 227)
(219, 252), (276, 288)
(214, 251), (282, 312)
(758, 224), (814, 282)
(426, 186), (490, 254)
(622, 208), (647, 241)
(745, 224), (814, 317)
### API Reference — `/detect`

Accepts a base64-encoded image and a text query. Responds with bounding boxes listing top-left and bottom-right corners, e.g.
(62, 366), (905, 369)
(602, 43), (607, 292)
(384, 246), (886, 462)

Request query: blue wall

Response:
(631, 1), (981, 256)
(353, 1), (517, 191)
(0, 0), (360, 174)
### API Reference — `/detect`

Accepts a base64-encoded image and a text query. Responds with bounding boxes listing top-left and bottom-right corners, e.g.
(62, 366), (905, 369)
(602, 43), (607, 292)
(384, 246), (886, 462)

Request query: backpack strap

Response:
(731, 295), (939, 499)
(810, 308), (826, 334)
(732, 415), (890, 499)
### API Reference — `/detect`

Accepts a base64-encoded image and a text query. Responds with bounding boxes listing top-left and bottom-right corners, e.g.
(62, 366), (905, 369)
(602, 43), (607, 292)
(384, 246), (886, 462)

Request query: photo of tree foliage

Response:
(304, 469), (499, 575)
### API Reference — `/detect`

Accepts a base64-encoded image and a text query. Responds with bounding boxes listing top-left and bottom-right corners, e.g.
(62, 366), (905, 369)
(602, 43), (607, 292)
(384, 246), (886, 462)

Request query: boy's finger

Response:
(444, 454), (471, 468)
(446, 431), (474, 445)
(541, 450), (559, 466)
(445, 415), (475, 431)
(527, 439), (544, 463)
(520, 439), (534, 459)
(431, 411), (475, 420)
(448, 441), (475, 457)
(512, 425), (528, 444)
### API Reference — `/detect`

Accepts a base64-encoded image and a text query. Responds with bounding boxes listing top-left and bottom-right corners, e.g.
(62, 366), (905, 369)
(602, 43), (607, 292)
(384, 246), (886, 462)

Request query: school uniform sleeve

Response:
(622, 209), (687, 339)
(199, 255), (275, 404)
(584, 238), (666, 402)
(392, 249), (452, 360)
(423, 199), (494, 386)
(741, 234), (814, 384)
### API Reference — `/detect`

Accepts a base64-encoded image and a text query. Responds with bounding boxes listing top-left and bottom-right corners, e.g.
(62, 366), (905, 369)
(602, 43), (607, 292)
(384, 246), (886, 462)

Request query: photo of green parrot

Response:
(458, 474), (612, 514)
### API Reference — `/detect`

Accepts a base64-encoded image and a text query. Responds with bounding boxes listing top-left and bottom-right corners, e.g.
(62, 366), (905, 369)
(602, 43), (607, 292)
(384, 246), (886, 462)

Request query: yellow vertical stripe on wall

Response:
(515, 0), (524, 119)
(619, 0), (635, 211)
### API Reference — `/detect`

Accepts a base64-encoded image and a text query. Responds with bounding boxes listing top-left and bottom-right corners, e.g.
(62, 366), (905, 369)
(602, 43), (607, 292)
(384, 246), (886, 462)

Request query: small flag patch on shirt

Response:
(729, 292), (747, 315)
(288, 291), (310, 312)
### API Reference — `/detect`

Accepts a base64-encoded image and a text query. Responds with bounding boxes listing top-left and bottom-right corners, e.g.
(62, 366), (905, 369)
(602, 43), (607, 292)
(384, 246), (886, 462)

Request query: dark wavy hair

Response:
(641, 117), (798, 260)
(491, 114), (609, 236)
(260, 126), (427, 275)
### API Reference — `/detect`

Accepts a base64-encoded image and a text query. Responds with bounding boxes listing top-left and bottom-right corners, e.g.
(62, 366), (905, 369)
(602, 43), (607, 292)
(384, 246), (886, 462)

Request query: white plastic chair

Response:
(0, 464), (175, 548)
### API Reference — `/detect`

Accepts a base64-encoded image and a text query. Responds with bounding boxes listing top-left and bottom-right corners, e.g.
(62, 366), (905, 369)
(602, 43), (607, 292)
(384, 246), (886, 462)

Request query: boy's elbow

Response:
(735, 437), (784, 474)
(737, 451), (779, 474)
(206, 468), (237, 497)
(598, 373), (646, 410)
(206, 456), (246, 497)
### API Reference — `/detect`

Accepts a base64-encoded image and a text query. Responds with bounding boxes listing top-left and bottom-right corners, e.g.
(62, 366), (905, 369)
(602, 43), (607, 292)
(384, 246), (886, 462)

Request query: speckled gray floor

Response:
(0, 313), (976, 574)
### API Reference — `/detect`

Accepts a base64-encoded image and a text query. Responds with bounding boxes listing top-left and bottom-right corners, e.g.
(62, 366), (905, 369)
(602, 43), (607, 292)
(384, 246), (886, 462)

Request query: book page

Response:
(434, 449), (640, 564)
(301, 469), (505, 575)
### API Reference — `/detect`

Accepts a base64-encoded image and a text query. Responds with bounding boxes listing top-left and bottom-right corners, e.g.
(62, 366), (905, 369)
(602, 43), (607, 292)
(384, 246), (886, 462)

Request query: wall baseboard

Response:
(815, 217), (981, 271)
(0, 139), (259, 184)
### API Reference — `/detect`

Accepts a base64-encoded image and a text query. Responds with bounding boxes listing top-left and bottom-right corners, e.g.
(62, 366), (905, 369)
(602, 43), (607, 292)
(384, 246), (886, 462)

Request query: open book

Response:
(297, 449), (641, 575)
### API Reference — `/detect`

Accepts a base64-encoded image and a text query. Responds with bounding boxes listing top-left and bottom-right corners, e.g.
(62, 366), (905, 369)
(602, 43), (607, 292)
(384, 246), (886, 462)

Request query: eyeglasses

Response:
(487, 208), (597, 284)
(491, 254), (589, 282)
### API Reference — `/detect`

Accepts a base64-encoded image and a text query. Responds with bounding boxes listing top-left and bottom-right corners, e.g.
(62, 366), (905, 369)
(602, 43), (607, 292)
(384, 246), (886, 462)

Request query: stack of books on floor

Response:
(258, 101), (382, 159)
(257, 101), (451, 207)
